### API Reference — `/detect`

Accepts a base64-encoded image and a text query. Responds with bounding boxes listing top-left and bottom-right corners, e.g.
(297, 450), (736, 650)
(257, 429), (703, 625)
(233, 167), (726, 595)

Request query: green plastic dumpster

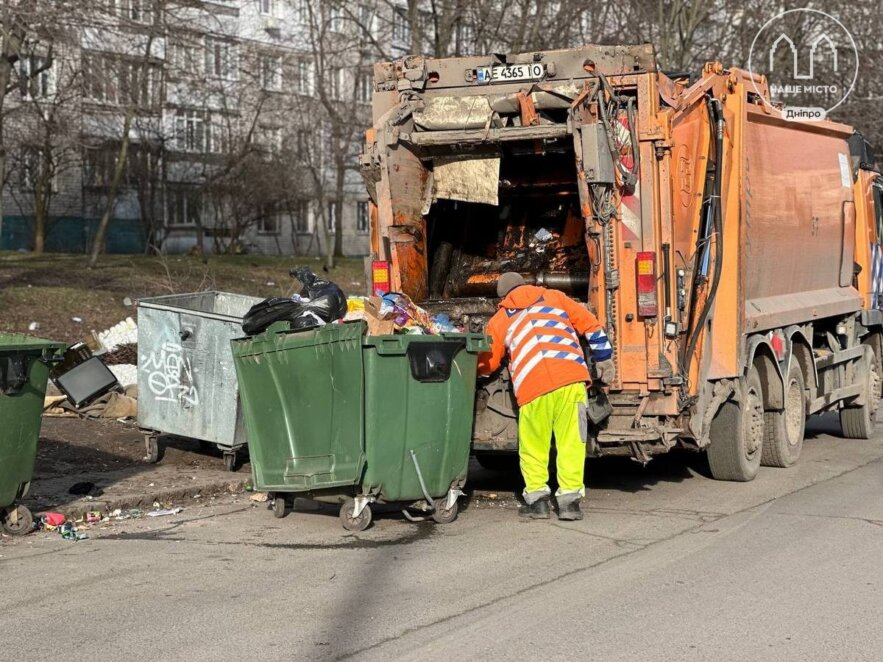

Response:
(231, 321), (489, 531)
(0, 335), (66, 535)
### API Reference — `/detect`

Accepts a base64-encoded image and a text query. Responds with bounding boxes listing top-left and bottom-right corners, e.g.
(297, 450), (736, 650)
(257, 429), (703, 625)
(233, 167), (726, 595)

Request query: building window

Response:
(18, 54), (54, 99)
(296, 129), (312, 160)
(126, 0), (153, 24)
(260, 54), (282, 91)
(208, 116), (230, 154)
(294, 0), (309, 24)
(82, 53), (156, 107)
(356, 201), (369, 234)
(255, 126), (282, 155)
(205, 37), (237, 79)
(19, 148), (40, 190)
(359, 4), (374, 36)
(259, 0), (276, 16)
(357, 71), (372, 103)
(392, 9), (410, 46)
(174, 110), (205, 152)
(169, 41), (203, 77)
(83, 145), (117, 187)
(329, 67), (344, 99)
(455, 21), (475, 54)
(258, 214), (280, 235)
(294, 59), (313, 94)
(292, 201), (311, 233)
(417, 10), (433, 47)
(326, 201), (338, 232)
(329, 4), (345, 33)
(167, 186), (202, 226)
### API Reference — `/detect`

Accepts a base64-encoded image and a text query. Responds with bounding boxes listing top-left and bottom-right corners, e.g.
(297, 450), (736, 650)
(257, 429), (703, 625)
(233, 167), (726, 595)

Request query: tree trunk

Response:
(88, 112), (133, 268)
(33, 190), (45, 253)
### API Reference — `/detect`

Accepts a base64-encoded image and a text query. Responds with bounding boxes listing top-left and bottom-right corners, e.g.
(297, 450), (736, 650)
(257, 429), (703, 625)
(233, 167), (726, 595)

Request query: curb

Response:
(40, 477), (250, 519)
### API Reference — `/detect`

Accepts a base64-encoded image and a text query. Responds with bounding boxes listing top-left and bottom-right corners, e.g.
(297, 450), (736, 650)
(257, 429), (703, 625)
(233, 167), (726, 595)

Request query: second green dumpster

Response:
(231, 321), (488, 530)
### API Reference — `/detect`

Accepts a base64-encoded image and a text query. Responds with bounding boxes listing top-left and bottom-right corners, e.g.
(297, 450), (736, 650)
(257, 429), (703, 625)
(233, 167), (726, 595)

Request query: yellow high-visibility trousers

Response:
(518, 382), (588, 497)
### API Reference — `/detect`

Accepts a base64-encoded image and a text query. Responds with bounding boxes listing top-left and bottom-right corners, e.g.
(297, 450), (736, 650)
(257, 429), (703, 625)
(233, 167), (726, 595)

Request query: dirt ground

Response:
(22, 417), (252, 517)
(0, 252), (367, 343)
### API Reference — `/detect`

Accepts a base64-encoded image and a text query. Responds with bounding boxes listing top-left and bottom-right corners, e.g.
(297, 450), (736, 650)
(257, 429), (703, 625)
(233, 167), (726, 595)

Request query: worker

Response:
(478, 272), (615, 521)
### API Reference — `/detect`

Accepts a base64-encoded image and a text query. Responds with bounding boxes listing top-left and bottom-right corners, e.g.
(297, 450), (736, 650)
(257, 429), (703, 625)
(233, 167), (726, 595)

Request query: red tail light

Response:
(636, 252), (658, 318)
(372, 260), (390, 295)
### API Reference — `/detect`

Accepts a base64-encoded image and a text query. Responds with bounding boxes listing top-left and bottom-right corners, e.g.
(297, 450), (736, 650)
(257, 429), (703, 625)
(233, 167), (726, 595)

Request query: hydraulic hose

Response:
(681, 96), (725, 401)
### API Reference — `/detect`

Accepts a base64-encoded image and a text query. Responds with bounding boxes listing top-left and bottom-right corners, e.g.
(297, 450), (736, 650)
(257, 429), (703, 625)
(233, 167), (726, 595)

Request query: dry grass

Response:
(0, 253), (367, 342)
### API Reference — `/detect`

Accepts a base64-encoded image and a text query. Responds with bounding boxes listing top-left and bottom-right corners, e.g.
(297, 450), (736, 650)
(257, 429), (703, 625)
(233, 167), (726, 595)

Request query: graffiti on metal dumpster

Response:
(141, 342), (199, 406)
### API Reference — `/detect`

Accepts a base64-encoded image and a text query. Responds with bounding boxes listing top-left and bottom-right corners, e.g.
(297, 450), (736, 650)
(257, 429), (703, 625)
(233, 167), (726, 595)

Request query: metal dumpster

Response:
(231, 321), (489, 530)
(0, 334), (65, 534)
(137, 291), (262, 470)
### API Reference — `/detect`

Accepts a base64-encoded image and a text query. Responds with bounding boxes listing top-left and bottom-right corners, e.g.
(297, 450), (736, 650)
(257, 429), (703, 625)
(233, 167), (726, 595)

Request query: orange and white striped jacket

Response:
(478, 285), (611, 406)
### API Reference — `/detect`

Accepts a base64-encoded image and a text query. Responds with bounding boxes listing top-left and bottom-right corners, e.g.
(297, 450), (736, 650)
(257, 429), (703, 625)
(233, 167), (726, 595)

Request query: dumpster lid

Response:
(0, 333), (66, 353)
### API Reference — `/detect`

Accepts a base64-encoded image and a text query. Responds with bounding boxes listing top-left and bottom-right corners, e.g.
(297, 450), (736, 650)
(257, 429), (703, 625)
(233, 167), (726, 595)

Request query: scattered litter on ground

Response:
(249, 492), (269, 503)
(147, 507), (182, 518)
(28, 321), (39, 331)
(71, 316), (83, 323)
(45, 388), (137, 419)
(123, 297), (133, 307)
(98, 317), (138, 352)
(43, 512), (66, 527)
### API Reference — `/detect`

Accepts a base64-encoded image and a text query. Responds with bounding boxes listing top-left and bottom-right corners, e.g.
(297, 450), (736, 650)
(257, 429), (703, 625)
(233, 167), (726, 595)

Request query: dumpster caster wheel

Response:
(273, 494), (287, 519)
(432, 500), (459, 524)
(2, 505), (33, 536)
(223, 452), (238, 472)
(144, 435), (160, 464)
(340, 499), (372, 532)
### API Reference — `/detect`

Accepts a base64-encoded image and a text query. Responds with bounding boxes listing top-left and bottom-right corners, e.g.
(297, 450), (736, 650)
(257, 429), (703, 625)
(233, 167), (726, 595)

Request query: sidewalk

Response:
(23, 418), (250, 518)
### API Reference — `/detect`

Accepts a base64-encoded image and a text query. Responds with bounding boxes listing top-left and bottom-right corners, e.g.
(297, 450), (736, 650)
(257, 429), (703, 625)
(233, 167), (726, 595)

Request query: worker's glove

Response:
(594, 359), (616, 385)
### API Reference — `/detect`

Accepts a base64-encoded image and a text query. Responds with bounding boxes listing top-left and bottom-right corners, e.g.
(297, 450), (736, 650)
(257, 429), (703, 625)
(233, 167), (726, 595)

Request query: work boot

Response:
(518, 496), (551, 519)
(556, 492), (584, 521)
(557, 500), (583, 521)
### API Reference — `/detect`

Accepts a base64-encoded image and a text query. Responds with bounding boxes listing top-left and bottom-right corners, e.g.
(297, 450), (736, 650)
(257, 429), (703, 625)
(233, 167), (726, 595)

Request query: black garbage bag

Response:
(241, 267), (347, 335)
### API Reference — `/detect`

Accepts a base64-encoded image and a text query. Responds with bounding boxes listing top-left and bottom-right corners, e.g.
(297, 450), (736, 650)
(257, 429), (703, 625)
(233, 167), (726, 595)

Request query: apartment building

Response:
(0, 0), (417, 256)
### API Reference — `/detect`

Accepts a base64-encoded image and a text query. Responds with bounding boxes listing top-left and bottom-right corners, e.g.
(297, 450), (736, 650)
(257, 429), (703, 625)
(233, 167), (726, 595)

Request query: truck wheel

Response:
(707, 366), (765, 481)
(840, 352), (880, 439)
(761, 362), (806, 468)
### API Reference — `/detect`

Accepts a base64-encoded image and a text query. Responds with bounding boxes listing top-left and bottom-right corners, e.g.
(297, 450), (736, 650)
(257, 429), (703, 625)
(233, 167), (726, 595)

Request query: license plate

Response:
(476, 63), (546, 84)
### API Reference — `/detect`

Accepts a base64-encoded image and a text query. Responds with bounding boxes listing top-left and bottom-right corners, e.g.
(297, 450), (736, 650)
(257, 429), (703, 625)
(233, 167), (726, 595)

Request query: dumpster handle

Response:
(409, 450), (435, 509)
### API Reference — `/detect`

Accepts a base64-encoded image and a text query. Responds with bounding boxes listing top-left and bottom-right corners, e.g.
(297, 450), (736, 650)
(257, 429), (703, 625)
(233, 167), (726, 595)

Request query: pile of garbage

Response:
(345, 293), (463, 335)
(243, 266), (464, 337)
(242, 266), (348, 335)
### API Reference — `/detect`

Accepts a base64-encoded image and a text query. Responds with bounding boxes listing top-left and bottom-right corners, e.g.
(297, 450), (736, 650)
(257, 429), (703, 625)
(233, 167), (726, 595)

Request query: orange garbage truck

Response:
(359, 44), (883, 481)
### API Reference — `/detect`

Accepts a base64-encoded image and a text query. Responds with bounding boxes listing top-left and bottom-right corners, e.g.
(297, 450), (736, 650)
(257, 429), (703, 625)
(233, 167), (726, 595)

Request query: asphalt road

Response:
(2, 413), (882, 661)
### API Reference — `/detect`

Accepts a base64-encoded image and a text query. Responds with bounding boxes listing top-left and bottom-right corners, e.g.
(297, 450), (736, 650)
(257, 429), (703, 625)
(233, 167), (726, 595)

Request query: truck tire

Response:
(840, 351), (880, 439)
(707, 366), (765, 481)
(761, 362), (806, 468)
